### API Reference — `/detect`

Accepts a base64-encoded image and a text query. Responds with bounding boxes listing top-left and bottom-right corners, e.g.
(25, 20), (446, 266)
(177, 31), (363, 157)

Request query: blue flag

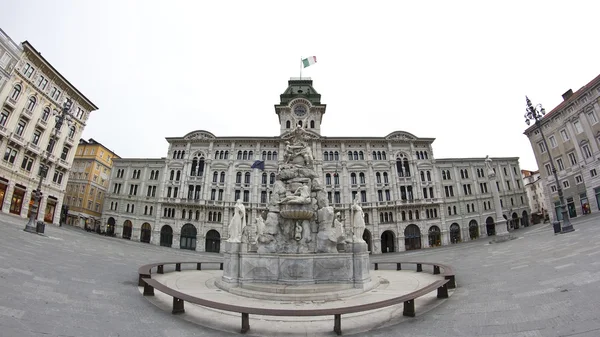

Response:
(251, 160), (265, 171)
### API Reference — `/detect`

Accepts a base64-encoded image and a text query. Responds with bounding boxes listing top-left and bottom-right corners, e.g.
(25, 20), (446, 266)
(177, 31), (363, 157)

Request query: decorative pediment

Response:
(184, 130), (216, 141)
(385, 131), (417, 141)
(288, 98), (312, 108)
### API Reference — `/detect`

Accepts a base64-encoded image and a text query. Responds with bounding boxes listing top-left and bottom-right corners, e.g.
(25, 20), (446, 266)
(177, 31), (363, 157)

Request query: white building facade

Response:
(102, 78), (529, 253)
(522, 170), (548, 224)
(0, 29), (97, 224)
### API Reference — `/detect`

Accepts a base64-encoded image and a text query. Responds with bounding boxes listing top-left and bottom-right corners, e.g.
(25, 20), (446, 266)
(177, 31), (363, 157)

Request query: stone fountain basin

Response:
(279, 204), (314, 220)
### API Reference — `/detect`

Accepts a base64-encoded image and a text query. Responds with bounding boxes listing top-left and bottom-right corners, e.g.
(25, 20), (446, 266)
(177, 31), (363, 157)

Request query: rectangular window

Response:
(545, 163), (552, 176)
(23, 63), (34, 78)
(573, 120), (583, 134)
(568, 152), (577, 166)
(0, 109), (9, 126)
(556, 158), (564, 171)
(582, 144), (592, 159)
(234, 190), (240, 201)
(575, 175), (583, 184)
(334, 192), (341, 204)
(15, 119), (26, 136)
(550, 185), (557, 192)
(61, 146), (70, 160)
(20, 156), (33, 171)
(560, 129), (569, 142)
(3, 147), (17, 164)
(377, 190), (383, 201)
(243, 190), (249, 202)
(36, 75), (48, 90)
(50, 87), (61, 101)
(32, 129), (41, 145)
(538, 141), (547, 153)
(46, 138), (56, 153)
(361, 191), (367, 202)
(563, 180), (570, 189)
(548, 135), (557, 148)
(591, 169), (597, 177)
(588, 111), (598, 125)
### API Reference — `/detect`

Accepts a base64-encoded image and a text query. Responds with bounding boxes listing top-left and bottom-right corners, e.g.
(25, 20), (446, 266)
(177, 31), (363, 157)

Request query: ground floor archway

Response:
(469, 220), (479, 239)
(362, 229), (372, 252)
(486, 217), (495, 236)
(180, 224), (197, 250)
(512, 212), (519, 229)
(450, 223), (461, 243)
(205, 229), (220, 253)
(122, 220), (132, 240)
(140, 223), (152, 243)
(106, 217), (116, 236)
(381, 230), (395, 253)
(404, 224), (421, 251)
(522, 210), (529, 227)
(160, 225), (173, 247)
(428, 225), (441, 247)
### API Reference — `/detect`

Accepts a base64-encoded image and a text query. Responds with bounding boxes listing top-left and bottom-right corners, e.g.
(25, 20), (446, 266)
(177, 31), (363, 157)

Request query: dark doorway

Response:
(160, 225), (173, 247)
(428, 226), (441, 247)
(469, 220), (479, 239)
(512, 212), (519, 229)
(486, 217), (495, 236)
(404, 224), (421, 250)
(449, 223), (461, 244)
(381, 230), (395, 253)
(180, 224), (197, 250)
(122, 220), (132, 240)
(521, 210), (529, 227)
(205, 229), (221, 253)
(140, 223), (152, 243)
(106, 217), (116, 236)
(362, 229), (372, 253)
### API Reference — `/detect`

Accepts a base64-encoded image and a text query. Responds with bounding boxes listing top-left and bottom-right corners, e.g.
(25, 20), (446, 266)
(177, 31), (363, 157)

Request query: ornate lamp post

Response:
(524, 96), (574, 233)
(24, 98), (75, 234)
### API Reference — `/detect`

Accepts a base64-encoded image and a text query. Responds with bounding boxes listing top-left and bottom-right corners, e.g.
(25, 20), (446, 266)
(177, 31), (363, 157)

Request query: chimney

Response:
(562, 89), (574, 101)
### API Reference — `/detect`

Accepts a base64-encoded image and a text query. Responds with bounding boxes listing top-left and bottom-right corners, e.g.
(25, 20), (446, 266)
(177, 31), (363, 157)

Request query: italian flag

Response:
(302, 56), (317, 68)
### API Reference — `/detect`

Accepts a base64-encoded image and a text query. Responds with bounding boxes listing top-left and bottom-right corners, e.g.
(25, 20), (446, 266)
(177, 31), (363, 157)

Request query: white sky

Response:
(2, 1), (599, 171)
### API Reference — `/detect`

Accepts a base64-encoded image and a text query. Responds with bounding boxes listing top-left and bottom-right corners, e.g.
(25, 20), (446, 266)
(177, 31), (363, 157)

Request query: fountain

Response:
(217, 124), (372, 297)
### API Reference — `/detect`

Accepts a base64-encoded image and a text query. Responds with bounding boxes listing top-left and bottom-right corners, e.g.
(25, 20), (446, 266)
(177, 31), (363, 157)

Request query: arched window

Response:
(236, 172), (242, 184)
(269, 173), (275, 185)
(402, 211), (406, 221)
(243, 151), (248, 160)
(195, 210), (200, 220)
(286, 120), (291, 128)
(273, 151), (278, 161)
(383, 172), (389, 183)
(267, 151), (272, 160)
(249, 151), (253, 159)
(181, 151), (185, 159)
(382, 152), (387, 160)
(220, 171), (225, 183)
(324, 152), (329, 161)
(415, 210), (419, 220)
(197, 157), (205, 175)
(176, 170), (181, 181)
(359, 151), (364, 160)
(26, 96), (36, 111)
(298, 120), (303, 127)
(262, 151), (267, 160)
(389, 212), (393, 222)
(191, 158), (198, 176)
(68, 126), (76, 139)
(350, 173), (357, 184)
(420, 171), (425, 181)
(150, 206), (153, 215)
(464, 169), (468, 179)
(384, 213), (389, 223)
(172, 151), (177, 159)
(364, 213), (369, 224)
(424, 151), (428, 159)
(334, 152), (339, 161)
(359, 172), (365, 184)
(380, 213), (384, 223)
(372, 151), (377, 160)
(262, 172), (267, 184)
(353, 151), (358, 160)
(310, 120), (315, 128)
(348, 151), (353, 160)
(408, 210), (413, 220)
(219, 151), (224, 159)
(467, 204), (471, 212)
(403, 158), (410, 176)
(41, 107), (50, 121)
(10, 84), (21, 100)
(325, 173), (331, 185)
(376, 172), (381, 184)
(181, 209), (186, 219)
(213, 171), (218, 182)
(377, 151), (382, 160)
(169, 170), (174, 180)
(427, 171), (431, 181)
(237, 151), (242, 160)
(208, 211), (213, 222)
(448, 206), (452, 215)
(244, 172), (251, 184)
(224, 151), (229, 159)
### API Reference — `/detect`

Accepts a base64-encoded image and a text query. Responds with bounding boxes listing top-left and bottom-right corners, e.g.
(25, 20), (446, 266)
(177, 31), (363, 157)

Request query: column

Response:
(2, 181), (15, 214)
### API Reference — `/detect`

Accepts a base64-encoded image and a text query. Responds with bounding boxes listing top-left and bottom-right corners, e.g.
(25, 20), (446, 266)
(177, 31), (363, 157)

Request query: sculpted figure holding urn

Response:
(227, 199), (245, 242)
(352, 197), (366, 242)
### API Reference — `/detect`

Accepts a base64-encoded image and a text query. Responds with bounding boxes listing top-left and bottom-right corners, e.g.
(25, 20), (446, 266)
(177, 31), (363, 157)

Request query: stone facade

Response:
(102, 78), (529, 253)
(524, 74), (600, 222)
(0, 29), (97, 225)
(522, 169), (548, 224)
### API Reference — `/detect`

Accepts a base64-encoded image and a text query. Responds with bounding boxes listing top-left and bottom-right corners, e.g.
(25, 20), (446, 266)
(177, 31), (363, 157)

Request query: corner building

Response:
(103, 78), (529, 253)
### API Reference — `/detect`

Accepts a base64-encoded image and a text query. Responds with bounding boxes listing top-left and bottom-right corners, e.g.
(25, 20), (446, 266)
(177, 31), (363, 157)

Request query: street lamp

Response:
(24, 98), (75, 234)
(524, 96), (574, 234)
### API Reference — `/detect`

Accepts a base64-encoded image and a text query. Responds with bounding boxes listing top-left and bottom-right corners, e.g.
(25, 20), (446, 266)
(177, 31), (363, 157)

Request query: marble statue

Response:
(335, 212), (350, 243)
(255, 215), (265, 238)
(227, 199), (245, 242)
(352, 197), (366, 242)
(484, 155), (495, 177)
(279, 184), (311, 204)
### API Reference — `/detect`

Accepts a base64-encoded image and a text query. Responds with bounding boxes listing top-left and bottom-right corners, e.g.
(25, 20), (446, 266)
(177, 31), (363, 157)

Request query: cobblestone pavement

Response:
(0, 213), (599, 337)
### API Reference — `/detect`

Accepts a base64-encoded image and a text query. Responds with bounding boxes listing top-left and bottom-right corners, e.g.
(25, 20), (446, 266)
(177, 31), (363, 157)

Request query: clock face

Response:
(294, 105), (307, 117)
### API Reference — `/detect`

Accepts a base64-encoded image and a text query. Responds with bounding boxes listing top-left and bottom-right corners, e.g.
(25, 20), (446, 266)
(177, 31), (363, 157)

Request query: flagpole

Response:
(300, 57), (302, 80)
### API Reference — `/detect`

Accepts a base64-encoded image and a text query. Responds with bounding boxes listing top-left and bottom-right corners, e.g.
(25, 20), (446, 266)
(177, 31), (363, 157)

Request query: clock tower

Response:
(275, 78), (326, 136)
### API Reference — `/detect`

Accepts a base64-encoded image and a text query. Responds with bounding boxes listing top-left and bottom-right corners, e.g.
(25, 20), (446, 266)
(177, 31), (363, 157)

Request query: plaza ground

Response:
(0, 213), (599, 337)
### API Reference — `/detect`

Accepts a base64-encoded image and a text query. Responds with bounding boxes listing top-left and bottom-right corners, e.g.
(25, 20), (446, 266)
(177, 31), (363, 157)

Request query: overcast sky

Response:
(2, 1), (599, 170)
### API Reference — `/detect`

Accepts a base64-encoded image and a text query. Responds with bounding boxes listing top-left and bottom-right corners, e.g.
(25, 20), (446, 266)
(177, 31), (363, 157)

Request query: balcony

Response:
(0, 125), (8, 137)
(26, 142), (41, 155)
(37, 118), (47, 129)
(65, 137), (74, 145)
(21, 108), (33, 119)
(43, 151), (57, 162)
(58, 158), (70, 169)
(9, 132), (25, 146)
(4, 96), (17, 108)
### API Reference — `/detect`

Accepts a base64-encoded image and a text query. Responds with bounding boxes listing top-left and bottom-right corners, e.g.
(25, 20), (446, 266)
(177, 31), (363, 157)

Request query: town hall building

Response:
(101, 78), (530, 254)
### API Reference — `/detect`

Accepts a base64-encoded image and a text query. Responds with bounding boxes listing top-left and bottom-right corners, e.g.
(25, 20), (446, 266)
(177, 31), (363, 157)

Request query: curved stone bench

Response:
(138, 261), (456, 335)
